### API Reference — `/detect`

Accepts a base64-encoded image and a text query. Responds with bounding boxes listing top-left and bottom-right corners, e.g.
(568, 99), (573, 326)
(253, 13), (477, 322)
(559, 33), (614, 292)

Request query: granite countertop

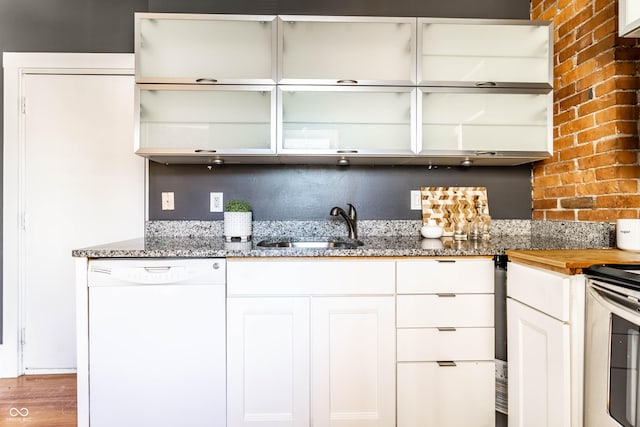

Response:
(71, 219), (615, 259)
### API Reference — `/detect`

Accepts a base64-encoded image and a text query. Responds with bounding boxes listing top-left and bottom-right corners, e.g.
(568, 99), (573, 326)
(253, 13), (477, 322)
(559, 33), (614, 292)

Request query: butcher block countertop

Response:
(506, 248), (640, 275)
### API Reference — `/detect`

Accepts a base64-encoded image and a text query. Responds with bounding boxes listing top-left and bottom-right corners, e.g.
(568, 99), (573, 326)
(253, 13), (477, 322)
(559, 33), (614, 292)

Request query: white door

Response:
(507, 298), (570, 427)
(227, 297), (310, 427)
(311, 296), (396, 427)
(21, 73), (144, 372)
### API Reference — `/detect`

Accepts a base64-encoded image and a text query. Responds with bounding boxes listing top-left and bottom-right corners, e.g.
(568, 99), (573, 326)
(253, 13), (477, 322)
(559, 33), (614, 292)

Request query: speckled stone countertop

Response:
(71, 219), (614, 258)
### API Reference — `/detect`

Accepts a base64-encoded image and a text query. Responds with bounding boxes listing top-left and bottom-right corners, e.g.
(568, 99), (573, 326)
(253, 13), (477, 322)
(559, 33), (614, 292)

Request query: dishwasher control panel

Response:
(88, 258), (226, 286)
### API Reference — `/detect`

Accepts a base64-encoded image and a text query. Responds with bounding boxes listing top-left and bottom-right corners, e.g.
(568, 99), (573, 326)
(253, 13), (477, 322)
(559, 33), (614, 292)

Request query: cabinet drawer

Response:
(396, 258), (494, 294)
(227, 259), (395, 296)
(397, 294), (494, 327)
(397, 361), (495, 427)
(397, 328), (494, 361)
(507, 261), (571, 321)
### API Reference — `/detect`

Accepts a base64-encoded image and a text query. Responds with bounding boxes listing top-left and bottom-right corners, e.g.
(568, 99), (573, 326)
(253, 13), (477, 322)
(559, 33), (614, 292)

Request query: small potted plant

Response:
(224, 199), (252, 242)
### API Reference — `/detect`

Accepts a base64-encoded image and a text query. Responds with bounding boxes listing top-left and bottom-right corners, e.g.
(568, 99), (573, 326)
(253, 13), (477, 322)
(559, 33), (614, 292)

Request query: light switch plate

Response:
(410, 190), (422, 210)
(161, 192), (174, 211)
(210, 192), (223, 212)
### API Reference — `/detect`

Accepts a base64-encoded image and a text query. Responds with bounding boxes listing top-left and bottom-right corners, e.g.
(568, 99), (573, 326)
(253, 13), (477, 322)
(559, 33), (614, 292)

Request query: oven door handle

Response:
(590, 283), (640, 316)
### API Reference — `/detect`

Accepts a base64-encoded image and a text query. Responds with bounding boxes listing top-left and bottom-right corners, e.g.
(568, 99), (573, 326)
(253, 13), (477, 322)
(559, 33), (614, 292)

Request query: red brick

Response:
(533, 198), (559, 209)
(554, 135), (576, 150)
(596, 195), (640, 208)
(596, 136), (640, 152)
(577, 209), (623, 221)
(532, 211), (545, 220)
(559, 7), (592, 38)
(545, 185), (577, 198)
(559, 115), (595, 136)
(577, 34), (617, 64)
(576, 122), (619, 143)
(595, 106), (639, 124)
(546, 210), (578, 220)
(576, 3), (616, 39)
(534, 174), (561, 188)
(561, 169), (596, 184)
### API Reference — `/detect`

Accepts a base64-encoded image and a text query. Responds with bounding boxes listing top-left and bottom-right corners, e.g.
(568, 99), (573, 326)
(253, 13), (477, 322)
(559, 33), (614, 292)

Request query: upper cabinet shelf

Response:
(418, 18), (553, 89)
(278, 16), (416, 86)
(135, 13), (277, 84)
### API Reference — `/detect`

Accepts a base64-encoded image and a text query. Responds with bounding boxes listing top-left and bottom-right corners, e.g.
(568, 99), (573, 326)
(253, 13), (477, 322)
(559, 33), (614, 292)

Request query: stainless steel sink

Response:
(257, 239), (364, 249)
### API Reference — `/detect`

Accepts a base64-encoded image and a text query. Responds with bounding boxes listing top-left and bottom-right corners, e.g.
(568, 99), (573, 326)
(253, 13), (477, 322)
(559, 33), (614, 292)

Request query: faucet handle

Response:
(347, 203), (357, 221)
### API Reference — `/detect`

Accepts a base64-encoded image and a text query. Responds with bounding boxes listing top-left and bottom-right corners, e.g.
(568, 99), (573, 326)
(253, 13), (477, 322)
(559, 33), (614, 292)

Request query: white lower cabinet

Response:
(396, 258), (496, 427)
(311, 297), (396, 427)
(506, 261), (584, 427)
(227, 297), (310, 427)
(226, 259), (396, 427)
(506, 298), (569, 427)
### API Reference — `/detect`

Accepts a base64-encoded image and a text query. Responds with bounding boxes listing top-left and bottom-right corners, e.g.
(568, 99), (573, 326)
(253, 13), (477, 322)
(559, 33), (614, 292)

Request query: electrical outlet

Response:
(210, 192), (223, 212)
(410, 190), (422, 210)
(161, 192), (175, 211)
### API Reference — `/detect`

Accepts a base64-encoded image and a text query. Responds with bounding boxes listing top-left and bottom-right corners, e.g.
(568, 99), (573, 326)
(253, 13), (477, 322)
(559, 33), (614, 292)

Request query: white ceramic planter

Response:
(224, 211), (252, 242)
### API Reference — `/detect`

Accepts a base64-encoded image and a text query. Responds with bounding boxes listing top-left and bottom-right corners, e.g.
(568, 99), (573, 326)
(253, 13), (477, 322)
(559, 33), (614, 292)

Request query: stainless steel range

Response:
(584, 264), (640, 427)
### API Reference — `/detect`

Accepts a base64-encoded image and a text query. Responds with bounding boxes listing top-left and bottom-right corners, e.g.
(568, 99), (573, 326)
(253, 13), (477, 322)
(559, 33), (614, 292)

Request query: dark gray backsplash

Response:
(149, 163), (533, 220)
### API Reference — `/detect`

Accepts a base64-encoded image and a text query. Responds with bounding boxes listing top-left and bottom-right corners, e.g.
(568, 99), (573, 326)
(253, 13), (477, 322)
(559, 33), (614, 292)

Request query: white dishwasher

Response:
(87, 258), (226, 427)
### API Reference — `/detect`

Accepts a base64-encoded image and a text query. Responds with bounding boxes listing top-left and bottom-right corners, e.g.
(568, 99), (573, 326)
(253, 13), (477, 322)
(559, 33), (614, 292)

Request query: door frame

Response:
(1, 53), (147, 377)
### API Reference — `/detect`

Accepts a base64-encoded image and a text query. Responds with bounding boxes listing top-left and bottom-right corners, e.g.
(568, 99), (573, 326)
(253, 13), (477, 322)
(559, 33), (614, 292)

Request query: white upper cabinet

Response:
(135, 84), (276, 163)
(418, 88), (553, 163)
(619, 0), (640, 37)
(135, 13), (277, 84)
(278, 16), (416, 85)
(418, 19), (552, 88)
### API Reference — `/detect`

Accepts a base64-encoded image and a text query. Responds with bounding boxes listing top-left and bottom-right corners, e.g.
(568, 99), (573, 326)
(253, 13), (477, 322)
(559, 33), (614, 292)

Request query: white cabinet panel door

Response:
(507, 298), (571, 427)
(22, 73), (144, 371)
(227, 297), (310, 427)
(311, 297), (396, 427)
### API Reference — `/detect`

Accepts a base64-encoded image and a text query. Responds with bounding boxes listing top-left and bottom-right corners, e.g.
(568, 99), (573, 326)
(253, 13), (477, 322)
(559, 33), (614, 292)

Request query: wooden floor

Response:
(0, 374), (76, 426)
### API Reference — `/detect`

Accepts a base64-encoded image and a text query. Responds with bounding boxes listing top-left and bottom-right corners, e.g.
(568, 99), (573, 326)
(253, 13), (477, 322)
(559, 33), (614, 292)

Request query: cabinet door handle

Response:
(437, 361), (457, 367)
(337, 79), (358, 84)
(437, 327), (457, 332)
(336, 150), (358, 154)
(196, 78), (218, 84)
(195, 149), (217, 153)
(436, 293), (457, 298)
(475, 81), (497, 87)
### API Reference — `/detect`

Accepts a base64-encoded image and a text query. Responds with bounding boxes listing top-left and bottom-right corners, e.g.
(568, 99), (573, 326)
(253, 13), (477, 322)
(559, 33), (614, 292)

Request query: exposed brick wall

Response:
(531, 0), (640, 221)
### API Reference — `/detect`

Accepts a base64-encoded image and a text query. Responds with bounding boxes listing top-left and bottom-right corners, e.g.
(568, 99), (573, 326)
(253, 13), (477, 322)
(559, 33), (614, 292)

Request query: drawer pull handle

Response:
(437, 361), (457, 367)
(437, 327), (457, 332)
(436, 259), (456, 263)
(196, 78), (218, 84)
(475, 81), (497, 87)
(437, 293), (457, 298)
(337, 79), (358, 84)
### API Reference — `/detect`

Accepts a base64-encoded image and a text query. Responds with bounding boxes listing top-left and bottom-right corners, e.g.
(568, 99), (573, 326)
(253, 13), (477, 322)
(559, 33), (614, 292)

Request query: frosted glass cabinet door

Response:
(279, 16), (416, 85)
(419, 89), (552, 156)
(419, 19), (552, 88)
(136, 85), (276, 157)
(279, 87), (415, 154)
(135, 13), (277, 84)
